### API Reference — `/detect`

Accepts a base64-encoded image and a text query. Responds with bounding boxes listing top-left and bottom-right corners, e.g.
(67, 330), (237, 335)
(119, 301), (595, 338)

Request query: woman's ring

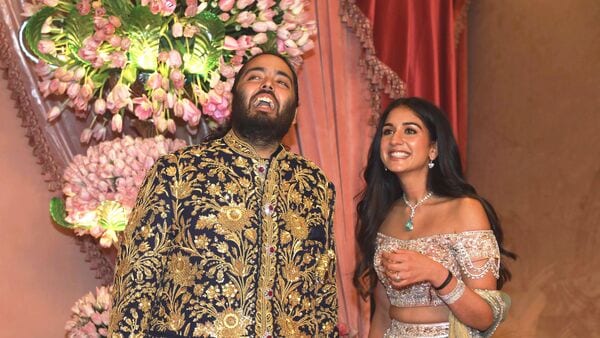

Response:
(392, 272), (401, 282)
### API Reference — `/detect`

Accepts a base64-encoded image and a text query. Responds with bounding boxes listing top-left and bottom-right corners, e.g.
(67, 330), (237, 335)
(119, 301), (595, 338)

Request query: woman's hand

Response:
(381, 249), (448, 288)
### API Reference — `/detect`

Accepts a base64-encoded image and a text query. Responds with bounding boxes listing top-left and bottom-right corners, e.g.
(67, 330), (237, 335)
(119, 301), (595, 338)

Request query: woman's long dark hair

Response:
(354, 97), (516, 298)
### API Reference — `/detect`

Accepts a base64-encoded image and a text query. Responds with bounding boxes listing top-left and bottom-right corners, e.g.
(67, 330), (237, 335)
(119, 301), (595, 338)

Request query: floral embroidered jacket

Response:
(108, 131), (338, 337)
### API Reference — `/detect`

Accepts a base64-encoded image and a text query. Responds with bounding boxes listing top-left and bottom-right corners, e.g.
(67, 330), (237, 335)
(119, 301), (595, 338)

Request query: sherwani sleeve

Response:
(315, 182), (339, 337)
(108, 156), (175, 337)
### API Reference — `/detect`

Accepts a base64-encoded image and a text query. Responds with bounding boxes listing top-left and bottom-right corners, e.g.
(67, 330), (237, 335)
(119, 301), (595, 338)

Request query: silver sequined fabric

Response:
(374, 230), (500, 308)
(383, 320), (449, 338)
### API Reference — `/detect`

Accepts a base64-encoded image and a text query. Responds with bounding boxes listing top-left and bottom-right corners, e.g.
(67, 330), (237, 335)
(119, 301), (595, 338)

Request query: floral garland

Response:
(22, 0), (316, 141)
(51, 135), (187, 247)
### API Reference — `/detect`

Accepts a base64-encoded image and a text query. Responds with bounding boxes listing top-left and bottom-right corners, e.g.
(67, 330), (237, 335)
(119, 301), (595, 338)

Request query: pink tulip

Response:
(236, 0), (255, 10)
(37, 39), (56, 54)
(111, 114), (123, 132)
(218, 0), (235, 11)
(236, 11), (256, 28)
(133, 96), (153, 120)
(172, 22), (183, 37)
(181, 98), (201, 126)
(167, 50), (182, 68)
(252, 32), (268, 44)
(47, 105), (62, 121)
(147, 73), (163, 90)
(169, 69), (185, 89)
(80, 128), (93, 143)
(94, 99), (106, 115)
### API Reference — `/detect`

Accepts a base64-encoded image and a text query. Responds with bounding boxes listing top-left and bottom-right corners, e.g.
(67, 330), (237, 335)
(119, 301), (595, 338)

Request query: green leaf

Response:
(62, 9), (94, 63)
(23, 7), (64, 65)
(122, 63), (138, 84)
(102, 0), (134, 18)
(49, 197), (74, 228)
(124, 6), (162, 71)
(262, 31), (278, 54)
(184, 11), (225, 76)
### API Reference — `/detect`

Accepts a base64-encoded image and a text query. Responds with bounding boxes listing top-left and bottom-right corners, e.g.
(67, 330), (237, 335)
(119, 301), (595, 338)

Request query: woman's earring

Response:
(428, 160), (435, 169)
(384, 167), (389, 171)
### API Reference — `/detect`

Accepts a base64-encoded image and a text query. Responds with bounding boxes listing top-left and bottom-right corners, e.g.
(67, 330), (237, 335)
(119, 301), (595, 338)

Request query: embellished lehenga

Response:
(374, 230), (509, 338)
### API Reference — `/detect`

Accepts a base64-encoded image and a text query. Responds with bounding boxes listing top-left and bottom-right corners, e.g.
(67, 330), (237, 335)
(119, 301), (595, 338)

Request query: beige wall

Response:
(468, 1), (600, 337)
(0, 76), (99, 337)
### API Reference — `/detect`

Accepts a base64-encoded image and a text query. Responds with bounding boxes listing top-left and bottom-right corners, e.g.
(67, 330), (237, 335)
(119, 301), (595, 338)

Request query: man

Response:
(108, 53), (338, 337)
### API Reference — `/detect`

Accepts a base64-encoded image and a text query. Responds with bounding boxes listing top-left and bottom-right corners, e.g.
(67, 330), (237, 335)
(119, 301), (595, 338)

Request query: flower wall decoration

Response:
(65, 285), (112, 337)
(51, 135), (187, 247)
(22, 0), (317, 141)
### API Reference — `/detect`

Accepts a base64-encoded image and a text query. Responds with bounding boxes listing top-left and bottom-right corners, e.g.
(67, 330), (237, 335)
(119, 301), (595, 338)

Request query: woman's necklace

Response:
(402, 191), (433, 231)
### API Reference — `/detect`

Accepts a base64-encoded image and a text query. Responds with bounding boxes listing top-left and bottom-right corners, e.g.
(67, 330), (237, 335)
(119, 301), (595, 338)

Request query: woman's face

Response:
(379, 106), (437, 175)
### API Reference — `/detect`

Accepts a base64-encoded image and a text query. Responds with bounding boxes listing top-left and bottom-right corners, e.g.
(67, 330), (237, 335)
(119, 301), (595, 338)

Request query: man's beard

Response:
(231, 89), (296, 147)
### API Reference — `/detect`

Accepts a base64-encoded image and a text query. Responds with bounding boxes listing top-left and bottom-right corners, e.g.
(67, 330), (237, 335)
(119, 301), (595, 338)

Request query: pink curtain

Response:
(355, 0), (469, 162)
(285, 2), (374, 335)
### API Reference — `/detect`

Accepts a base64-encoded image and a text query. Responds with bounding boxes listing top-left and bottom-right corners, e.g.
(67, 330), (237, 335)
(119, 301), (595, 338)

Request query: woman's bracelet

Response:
(438, 278), (466, 304)
(434, 270), (453, 290)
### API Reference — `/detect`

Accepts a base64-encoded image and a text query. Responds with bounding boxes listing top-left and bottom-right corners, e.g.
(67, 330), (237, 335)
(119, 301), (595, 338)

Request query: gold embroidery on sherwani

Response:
(109, 131), (338, 337)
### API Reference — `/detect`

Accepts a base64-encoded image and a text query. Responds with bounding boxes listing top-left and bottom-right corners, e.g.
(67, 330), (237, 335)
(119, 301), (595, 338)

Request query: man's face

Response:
(231, 54), (298, 146)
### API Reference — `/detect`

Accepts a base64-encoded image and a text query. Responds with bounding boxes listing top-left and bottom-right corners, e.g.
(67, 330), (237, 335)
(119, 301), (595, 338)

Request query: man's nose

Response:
(261, 79), (274, 91)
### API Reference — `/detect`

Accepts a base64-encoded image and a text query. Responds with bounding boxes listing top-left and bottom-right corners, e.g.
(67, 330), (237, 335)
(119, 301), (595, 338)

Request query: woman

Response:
(354, 97), (516, 337)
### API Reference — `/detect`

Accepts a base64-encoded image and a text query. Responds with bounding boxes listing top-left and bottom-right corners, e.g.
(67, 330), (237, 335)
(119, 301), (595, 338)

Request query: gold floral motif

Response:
(280, 230), (292, 245)
(139, 298), (151, 312)
(165, 166), (177, 176)
(231, 259), (246, 277)
(193, 234), (209, 249)
(276, 314), (301, 337)
(205, 285), (219, 300)
(287, 291), (301, 307)
(222, 282), (238, 299)
(172, 180), (192, 199)
(234, 156), (249, 168)
(193, 284), (205, 297)
(217, 205), (249, 233)
(244, 228), (257, 243)
(284, 263), (300, 282)
(168, 253), (196, 287)
(167, 311), (185, 331)
(195, 215), (217, 230)
(207, 183), (220, 196)
(238, 177), (252, 188)
(282, 212), (308, 240)
(214, 308), (249, 337)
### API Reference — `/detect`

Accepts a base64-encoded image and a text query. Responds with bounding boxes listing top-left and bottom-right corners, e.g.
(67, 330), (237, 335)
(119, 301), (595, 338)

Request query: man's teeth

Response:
(255, 97), (274, 109)
(390, 151), (409, 158)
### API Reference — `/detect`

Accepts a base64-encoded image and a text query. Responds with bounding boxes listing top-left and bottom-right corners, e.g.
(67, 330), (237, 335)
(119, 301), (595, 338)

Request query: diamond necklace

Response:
(402, 191), (433, 231)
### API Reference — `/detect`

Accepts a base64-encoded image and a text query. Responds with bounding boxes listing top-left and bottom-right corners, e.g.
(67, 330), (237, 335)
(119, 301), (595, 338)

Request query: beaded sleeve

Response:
(453, 231), (500, 280)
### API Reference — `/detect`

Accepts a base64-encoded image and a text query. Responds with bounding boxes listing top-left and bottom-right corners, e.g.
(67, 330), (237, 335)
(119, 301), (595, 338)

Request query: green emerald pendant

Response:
(405, 219), (414, 231)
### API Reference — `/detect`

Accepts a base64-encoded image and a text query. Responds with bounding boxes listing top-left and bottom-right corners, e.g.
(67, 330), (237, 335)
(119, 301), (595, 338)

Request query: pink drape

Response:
(284, 2), (374, 335)
(356, 0), (469, 162)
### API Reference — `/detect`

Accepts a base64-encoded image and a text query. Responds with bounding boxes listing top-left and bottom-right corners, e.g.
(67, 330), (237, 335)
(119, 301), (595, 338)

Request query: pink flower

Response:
(47, 105), (62, 121)
(172, 22), (183, 37)
(37, 39), (56, 54)
(181, 98), (202, 126)
(218, 0), (235, 11)
(147, 73), (163, 90)
(169, 69), (185, 89)
(94, 98), (106, 115)
(236, 0), (255, 10)
(111, 114), (123, 132)
(252, 32), (268, 44)
(257, 0), (275, 10)
(80, 128), (93, 143)
(236, 11), (256, 28)
(167, 50), (182, 68)
(132, 96), (153, 120)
